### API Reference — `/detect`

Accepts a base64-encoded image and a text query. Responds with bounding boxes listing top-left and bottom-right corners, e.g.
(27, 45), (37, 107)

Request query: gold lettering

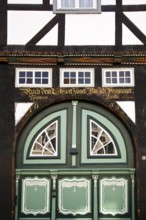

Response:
(20, 87), (133, 100)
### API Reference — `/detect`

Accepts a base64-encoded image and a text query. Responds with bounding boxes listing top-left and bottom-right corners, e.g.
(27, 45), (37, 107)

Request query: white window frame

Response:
(90, 119), (117, 156)
(53, 0), (101, 14)
(30, 120), (58, 157)
(15, 68), (52, 88)
(102, 68), (135, 87)
(60, 68), (95, 87)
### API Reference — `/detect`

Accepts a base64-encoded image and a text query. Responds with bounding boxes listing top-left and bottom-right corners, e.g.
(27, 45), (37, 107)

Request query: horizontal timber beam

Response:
(1, 52), (146, 65)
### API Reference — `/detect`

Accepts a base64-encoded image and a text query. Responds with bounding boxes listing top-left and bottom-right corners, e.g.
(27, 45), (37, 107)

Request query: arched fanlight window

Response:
(90, 119), (117, 156)
(30, 120), (58, 157)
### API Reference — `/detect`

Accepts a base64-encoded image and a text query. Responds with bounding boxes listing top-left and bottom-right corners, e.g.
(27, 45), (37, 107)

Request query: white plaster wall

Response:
(7, 2), (146, 46)
(122, 24), (143, 45)
(123, 0), (146, 5)
(8, 0), (42, 4)
(65, 13), (115, 45)
(116, 101), (135, 124)
(15, 102), (136, 125)
(15, 103), (33, 125)
(122, 12), (146, 45)
(37, 24), (58, 45)
(7, 11), (56, 45)
(124, 12), (146, 37)
(102, 0), (115, 5)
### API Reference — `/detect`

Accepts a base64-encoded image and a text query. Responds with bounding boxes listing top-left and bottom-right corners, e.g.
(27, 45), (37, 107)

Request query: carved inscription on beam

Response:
(19, 87), (134, 102)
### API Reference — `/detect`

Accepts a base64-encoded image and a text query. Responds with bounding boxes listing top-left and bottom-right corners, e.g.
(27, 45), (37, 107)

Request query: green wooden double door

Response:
(15, 101), (135, 220)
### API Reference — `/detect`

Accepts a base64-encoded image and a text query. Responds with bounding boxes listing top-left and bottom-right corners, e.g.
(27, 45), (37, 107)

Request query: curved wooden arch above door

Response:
(16, 101), (134, 169)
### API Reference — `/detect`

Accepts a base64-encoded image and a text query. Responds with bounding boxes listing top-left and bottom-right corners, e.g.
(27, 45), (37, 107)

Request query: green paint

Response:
(51, 198), (56, 220)
(72, 101), (78, 149)
(22, 177), (50, 215)
(72, 155), (76, 166)
(14, 177), (19, 220)
(23, 110), (67, 164)
(15, 168), (135, 176)
(81, 109), (127, 164)
(100, 178), (128, 215)
(131, 176), (135, 220)
(58, 178), (91, 215)
(93, 176), (98, 220)
(19, 219), (50, 220)
(16, 101), (135, 220)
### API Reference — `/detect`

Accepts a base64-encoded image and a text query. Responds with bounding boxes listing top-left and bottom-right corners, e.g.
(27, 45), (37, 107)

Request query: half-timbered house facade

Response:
(0, 1), (146, 220)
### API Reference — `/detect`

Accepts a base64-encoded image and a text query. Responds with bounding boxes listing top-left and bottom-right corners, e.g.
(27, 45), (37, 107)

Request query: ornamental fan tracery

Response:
(30, 120), (58, 157)
(90, 119), (117, 156)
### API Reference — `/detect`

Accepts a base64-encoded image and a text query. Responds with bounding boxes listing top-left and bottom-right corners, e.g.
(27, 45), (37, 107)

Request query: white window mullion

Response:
(117, 71), (120, 85)
(33, 71), (35, 85)
(76, 71), (79, 84)
(75, 0), (79, 8)
(93, 0), (97, 8)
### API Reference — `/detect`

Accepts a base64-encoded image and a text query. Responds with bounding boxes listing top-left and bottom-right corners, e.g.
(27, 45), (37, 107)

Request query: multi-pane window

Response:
(60, 0), (94, 8)
(30, 121), (58, 157)
(90, 119), (117, 156)
(53, 0), (101, 13)
(60, 68), (94, 87)
(102, 68), (134, 87)
(15, 68), (52, 87)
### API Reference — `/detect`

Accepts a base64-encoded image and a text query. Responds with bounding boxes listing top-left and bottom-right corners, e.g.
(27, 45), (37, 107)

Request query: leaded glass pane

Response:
(42, 71), (48, 77)
(106, 71), (111, 77)
(112, 78), (117, 83)
(106, 78), (111, 84)
(79, 79), (84, 84)
(119, 78), (124, 84)
(90, 120), (117, 156)
(64, 78), (69, 84)
(71, 79), (76, 84)
(35, 71), (41, 77)
(35, 79), (41, 84)
(112, 71), (117, 77)
(61, 0), (75, 8)
(19, 71), (25, 77)
(71, 72), (76, 77)
(119, 71), (124, 77)
(125, 78), (131, 83)
(30, 121), (58, 157)
(85, 78), (90, 84)
(27, 71), (33, 77)
(42, 79), (49, 84)
(85, 72), (90, 77)
(27, 78), (33, 84)
(80, 0), (93, 8)
(78, 72), (84, 77)
(64, 72), (69, 77)
(125, 71), (130, 77)
(19, 78), (25, 84)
